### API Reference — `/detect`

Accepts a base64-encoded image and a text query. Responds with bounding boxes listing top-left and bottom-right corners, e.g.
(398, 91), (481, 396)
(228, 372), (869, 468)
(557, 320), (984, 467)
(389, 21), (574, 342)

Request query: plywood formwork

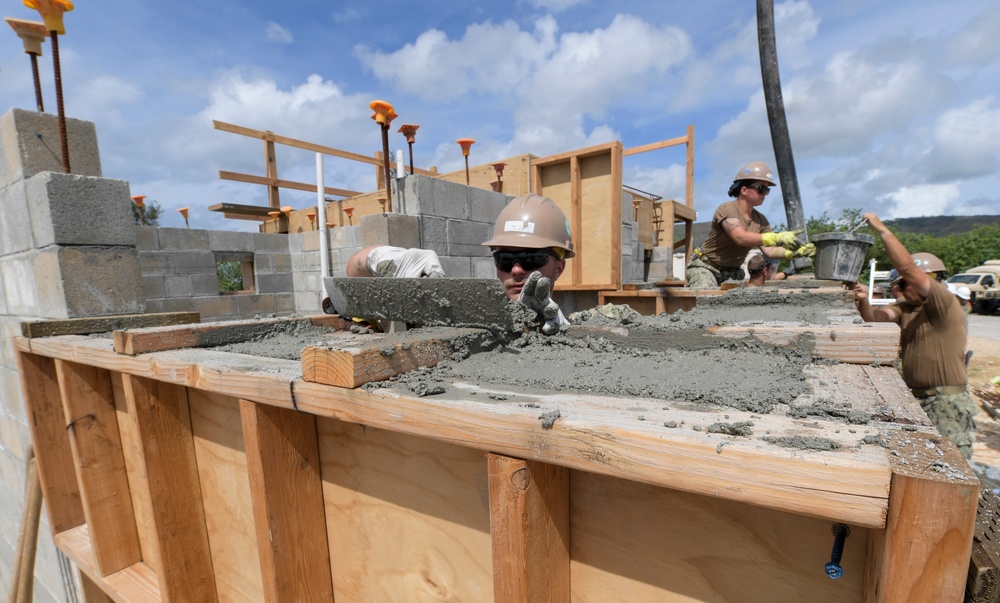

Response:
(13, 315), (978, 602)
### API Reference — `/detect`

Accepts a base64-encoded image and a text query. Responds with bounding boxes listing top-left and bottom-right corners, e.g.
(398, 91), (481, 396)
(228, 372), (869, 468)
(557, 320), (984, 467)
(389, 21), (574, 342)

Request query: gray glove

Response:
(517, 271), (569, 335)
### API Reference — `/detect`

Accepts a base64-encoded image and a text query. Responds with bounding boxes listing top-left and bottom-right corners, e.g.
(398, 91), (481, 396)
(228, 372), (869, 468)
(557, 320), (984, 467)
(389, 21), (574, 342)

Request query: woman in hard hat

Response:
(686, 161), (814, 289)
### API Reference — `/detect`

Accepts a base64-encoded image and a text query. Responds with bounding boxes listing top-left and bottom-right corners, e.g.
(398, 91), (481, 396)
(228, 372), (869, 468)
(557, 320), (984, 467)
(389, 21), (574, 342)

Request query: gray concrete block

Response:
(271, 253), (292, 273)
(469, 189), (512, 224)
(0, 368), (25, 422)
(157, 227), (210, 251)
(256, 273), (294, 294)
(419, 216), (447, 245)
(208, 230), (252, 253)
(57, 246), (144, 317)
(328, 226), (359, 249)
(26, 173), (136, 247)
(429, 178), (471, 220)
(298, 231), (320, 252)
(143, 298), (165, 314)
(0, 264), (6, 316)
(191, 296), (238, 321)
(236, 294), (278, 316)
(447, 220), (490, 246)
(439, 256), (472, 277)
(472, 257), (497, 279)
(192, 273), (221, 296)
(141, 275), (166, 300)
(449, 243), (491, 258)
(135, 226), (159, 250)
(251, 233), (288, 253)
(0, 109), (102, 186)
(0, 182), (33, 255)
(291, 253), (319, 272)
(164, 275), (193, 298)
(0, 249), (68, 319)
(276, 293), (296, 313)
(158, 296), (195, 314)
(253, 253), (273, 274)
(166, 250), (217, 275)
(295, 290), (322, 313)
(359, 213), (420, 248)
(424, 240), (449, 258)
(337, 247), (362, 267)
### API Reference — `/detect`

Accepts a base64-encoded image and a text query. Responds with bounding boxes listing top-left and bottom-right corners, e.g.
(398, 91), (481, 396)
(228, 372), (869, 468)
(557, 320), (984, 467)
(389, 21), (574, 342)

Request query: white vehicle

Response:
(947, 260), (1000, 313)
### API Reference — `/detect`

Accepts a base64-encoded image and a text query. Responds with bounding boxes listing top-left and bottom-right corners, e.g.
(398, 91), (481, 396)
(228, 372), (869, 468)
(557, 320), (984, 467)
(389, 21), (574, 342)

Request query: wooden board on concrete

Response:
(709, 323), (899, 365)
(21, 312), (200, 338)
(114, 314), (350, 355)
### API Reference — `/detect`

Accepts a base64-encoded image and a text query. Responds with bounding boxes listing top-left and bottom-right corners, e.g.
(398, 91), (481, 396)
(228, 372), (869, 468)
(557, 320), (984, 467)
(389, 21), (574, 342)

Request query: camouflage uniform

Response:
(914, 388), (976, 459)
(685, 256), (745, 290)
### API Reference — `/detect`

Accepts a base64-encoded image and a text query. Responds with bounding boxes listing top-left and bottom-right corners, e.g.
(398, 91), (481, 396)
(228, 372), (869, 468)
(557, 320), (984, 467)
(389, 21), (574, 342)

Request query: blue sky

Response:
(2, 0), (998, 231)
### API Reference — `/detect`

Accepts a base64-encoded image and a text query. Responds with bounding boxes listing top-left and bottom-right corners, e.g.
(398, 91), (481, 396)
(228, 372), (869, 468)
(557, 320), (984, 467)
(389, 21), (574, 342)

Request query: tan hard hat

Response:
(734, 162), (777, 186)
(912, 252), (946, 274)
(482, 194), (575, 258)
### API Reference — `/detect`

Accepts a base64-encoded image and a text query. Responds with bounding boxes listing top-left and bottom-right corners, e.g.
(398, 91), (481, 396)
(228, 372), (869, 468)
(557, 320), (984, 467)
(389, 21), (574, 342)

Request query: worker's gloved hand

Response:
(762, 230), (804, 250)
(783, 243), (815, 259)
(782, 261), (796, 277)
(517, 271), (569, 336)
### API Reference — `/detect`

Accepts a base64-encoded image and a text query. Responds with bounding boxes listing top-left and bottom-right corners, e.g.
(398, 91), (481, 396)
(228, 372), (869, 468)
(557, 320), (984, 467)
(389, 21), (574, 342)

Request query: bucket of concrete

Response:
(810, 232), (874, 283)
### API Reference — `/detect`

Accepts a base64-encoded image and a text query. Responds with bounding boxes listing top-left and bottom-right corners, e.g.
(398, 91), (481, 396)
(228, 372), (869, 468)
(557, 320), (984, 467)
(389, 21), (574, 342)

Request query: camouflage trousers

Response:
(685, 256), (744, 289)
(917, 389), (976, 459)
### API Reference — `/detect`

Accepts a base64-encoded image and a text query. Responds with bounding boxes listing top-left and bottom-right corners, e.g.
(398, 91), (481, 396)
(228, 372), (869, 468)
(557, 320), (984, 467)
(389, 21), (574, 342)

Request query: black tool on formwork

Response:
(324, 277), (521, 332)
(757, 0), (811, 272)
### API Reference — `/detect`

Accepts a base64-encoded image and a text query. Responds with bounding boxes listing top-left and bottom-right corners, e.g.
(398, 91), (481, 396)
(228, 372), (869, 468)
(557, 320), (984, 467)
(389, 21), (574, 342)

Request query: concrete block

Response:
(158, 297), (195, 314)
(256, 273), (294, 294)
(191, 273), (219, 296)
(0, 109), (102, 186)
(472, 257), (497, 279)
(0, 409), (27, 458)
(166, 250), (217, 275)
(143, 298), (165, 314)
(359, 213), (420, 248)
(135, 226), (159, 250)
(439, 256), (472, 277)
(27, 173), (136, 247)
(157, 227), (210, 251)
(291, 253), (319, 272)
(295, 290), (321, 313)
(208, 230), (252, 253)
(0, 182), (33, 254)
(0, 264), (6, 315)
(141, 275), (166, 300)
(275, 293), (296, 313)
(138, 250), (170, 276)
(251, 233), (288, 254)
(337, 247), (361, 267)
(253, 253), (273, 274)
(449, 243), (491, 258)
(191, 296), (238, 321)
(429, 178), (471, 220)
(298, 231), (320, 252)
(271, 253), (293, 273)
(57, 246), (144, 317)
(469, 189), (512, 224)
(419, 216), (447, 246)
(236, 294), (278, 316)
(0, 366), (26, 423)
(0, 250), (67, 319)
(447, 220), (490, 247)
(164, 275), (194, 298)
(328, 226), (359, 249)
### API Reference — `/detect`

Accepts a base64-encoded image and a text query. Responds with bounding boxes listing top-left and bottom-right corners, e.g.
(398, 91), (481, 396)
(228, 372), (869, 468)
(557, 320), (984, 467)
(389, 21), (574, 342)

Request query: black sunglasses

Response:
(749, 184), (770, 195)
(492, 250), (555, 272)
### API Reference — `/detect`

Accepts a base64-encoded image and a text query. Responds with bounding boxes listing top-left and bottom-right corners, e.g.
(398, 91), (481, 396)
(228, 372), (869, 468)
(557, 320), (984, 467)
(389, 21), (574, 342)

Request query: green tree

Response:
(217, 261), (244, 293)
(131, 199), (162, 226)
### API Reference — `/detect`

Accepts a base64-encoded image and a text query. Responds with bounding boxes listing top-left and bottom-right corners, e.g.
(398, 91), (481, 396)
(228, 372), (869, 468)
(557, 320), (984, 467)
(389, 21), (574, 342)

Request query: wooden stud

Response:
(302, 335), (455, 388)
(15, 351), (84, 535)
(54, 360), (142, 576)
(241, 401), (334, 602)
(20, 312), (199, 338)
(121, 374), (218, 602)
(488, 454), (570, 603)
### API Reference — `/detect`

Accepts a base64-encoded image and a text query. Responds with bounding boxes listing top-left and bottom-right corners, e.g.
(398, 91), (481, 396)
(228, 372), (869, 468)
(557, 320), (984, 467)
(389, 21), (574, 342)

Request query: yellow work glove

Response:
(783, 243), (816, 259)
(761, 230), (803, 250)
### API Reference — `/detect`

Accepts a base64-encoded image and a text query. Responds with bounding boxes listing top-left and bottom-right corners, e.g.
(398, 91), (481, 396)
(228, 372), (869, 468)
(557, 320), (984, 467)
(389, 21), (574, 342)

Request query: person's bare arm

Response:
(346, 246), (378, 277)
(720, 218), (765, 248)
(863, 213), (930, 297)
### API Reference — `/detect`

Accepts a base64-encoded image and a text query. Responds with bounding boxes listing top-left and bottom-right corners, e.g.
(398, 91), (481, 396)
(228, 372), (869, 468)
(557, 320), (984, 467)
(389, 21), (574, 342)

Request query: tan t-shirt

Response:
(699, 201), (771, 268)
(886, 279), (967, 389)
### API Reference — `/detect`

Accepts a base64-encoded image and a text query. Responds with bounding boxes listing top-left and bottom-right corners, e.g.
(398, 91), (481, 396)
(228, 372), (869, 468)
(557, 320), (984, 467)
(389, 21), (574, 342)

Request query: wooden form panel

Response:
(319, 419), (494, 601)
(534, 141), (623, 290)
(121, 375), (218, 602)
(15, 351), (84, 535)
(54, 359), (142, 576)
(241, 401), (334, 602)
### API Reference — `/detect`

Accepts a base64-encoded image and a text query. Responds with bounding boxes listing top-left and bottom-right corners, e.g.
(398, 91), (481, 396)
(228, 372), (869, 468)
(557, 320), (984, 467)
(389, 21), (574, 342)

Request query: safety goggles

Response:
(492, 249), (556, 272)
(749, 184), (771, 195)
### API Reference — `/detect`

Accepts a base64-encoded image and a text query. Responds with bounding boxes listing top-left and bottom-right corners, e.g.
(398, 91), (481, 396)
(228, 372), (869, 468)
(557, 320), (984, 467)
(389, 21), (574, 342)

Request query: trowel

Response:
(324, 277), (522, 331)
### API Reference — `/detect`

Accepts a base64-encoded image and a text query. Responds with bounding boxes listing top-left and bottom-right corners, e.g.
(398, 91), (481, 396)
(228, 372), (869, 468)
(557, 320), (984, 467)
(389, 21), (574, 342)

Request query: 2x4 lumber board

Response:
(218, 170), (362, 199)
(708, 324), (899, 365)
(685, 124), (695, 208)
(240, 401), (334, 602)
(213, 119), (437, 176)
(622, 134), (690, 156)
(114, 314), (348, 355)
(16, 335), (301, 410)
(301, 328), (477, 388)
(488, 454), (570, 603)
(15, 351), (85, 535)
(54, 359), (142, 576)
(530, 140), (621, 167)
(21, 312), (200, 338)
(55, 525), (161, 603)
(863, 429), (979, 602)
(121, 375), (218, 602)
(672, 199), (696, 221)
(209, 202), (278, 217)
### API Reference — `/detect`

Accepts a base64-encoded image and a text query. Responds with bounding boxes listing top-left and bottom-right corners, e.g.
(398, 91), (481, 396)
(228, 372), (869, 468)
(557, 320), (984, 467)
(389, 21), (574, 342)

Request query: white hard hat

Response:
(956, 286), (971, 301)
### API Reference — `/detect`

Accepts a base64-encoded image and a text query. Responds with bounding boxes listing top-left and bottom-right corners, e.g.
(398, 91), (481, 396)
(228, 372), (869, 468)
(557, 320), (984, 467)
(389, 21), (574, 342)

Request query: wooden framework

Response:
(12, 312), (978, 602)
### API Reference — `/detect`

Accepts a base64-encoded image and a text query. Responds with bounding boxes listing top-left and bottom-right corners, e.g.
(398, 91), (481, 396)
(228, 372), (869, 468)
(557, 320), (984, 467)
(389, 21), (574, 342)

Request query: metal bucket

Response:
(810, 232), (874, 282)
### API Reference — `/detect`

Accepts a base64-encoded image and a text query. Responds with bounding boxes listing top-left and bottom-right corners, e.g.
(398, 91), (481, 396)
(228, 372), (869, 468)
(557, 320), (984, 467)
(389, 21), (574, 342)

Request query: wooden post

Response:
(488, 454), (570, 603)
(264, 133), (280, 209)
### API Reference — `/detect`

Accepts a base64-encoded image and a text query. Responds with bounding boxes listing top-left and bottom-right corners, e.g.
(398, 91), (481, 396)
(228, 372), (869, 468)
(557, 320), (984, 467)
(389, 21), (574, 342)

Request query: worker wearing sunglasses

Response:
(483, 194), (574, 334)
(686, 161), (814, 289)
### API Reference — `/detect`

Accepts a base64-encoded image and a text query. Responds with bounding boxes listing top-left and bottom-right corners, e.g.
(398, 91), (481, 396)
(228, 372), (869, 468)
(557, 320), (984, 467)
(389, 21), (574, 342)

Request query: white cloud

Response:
(527, 0), (588, 12)
(265, 22), (294, 44)
(923, 97), (1000, 181)
(877, 183), (961, 218)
